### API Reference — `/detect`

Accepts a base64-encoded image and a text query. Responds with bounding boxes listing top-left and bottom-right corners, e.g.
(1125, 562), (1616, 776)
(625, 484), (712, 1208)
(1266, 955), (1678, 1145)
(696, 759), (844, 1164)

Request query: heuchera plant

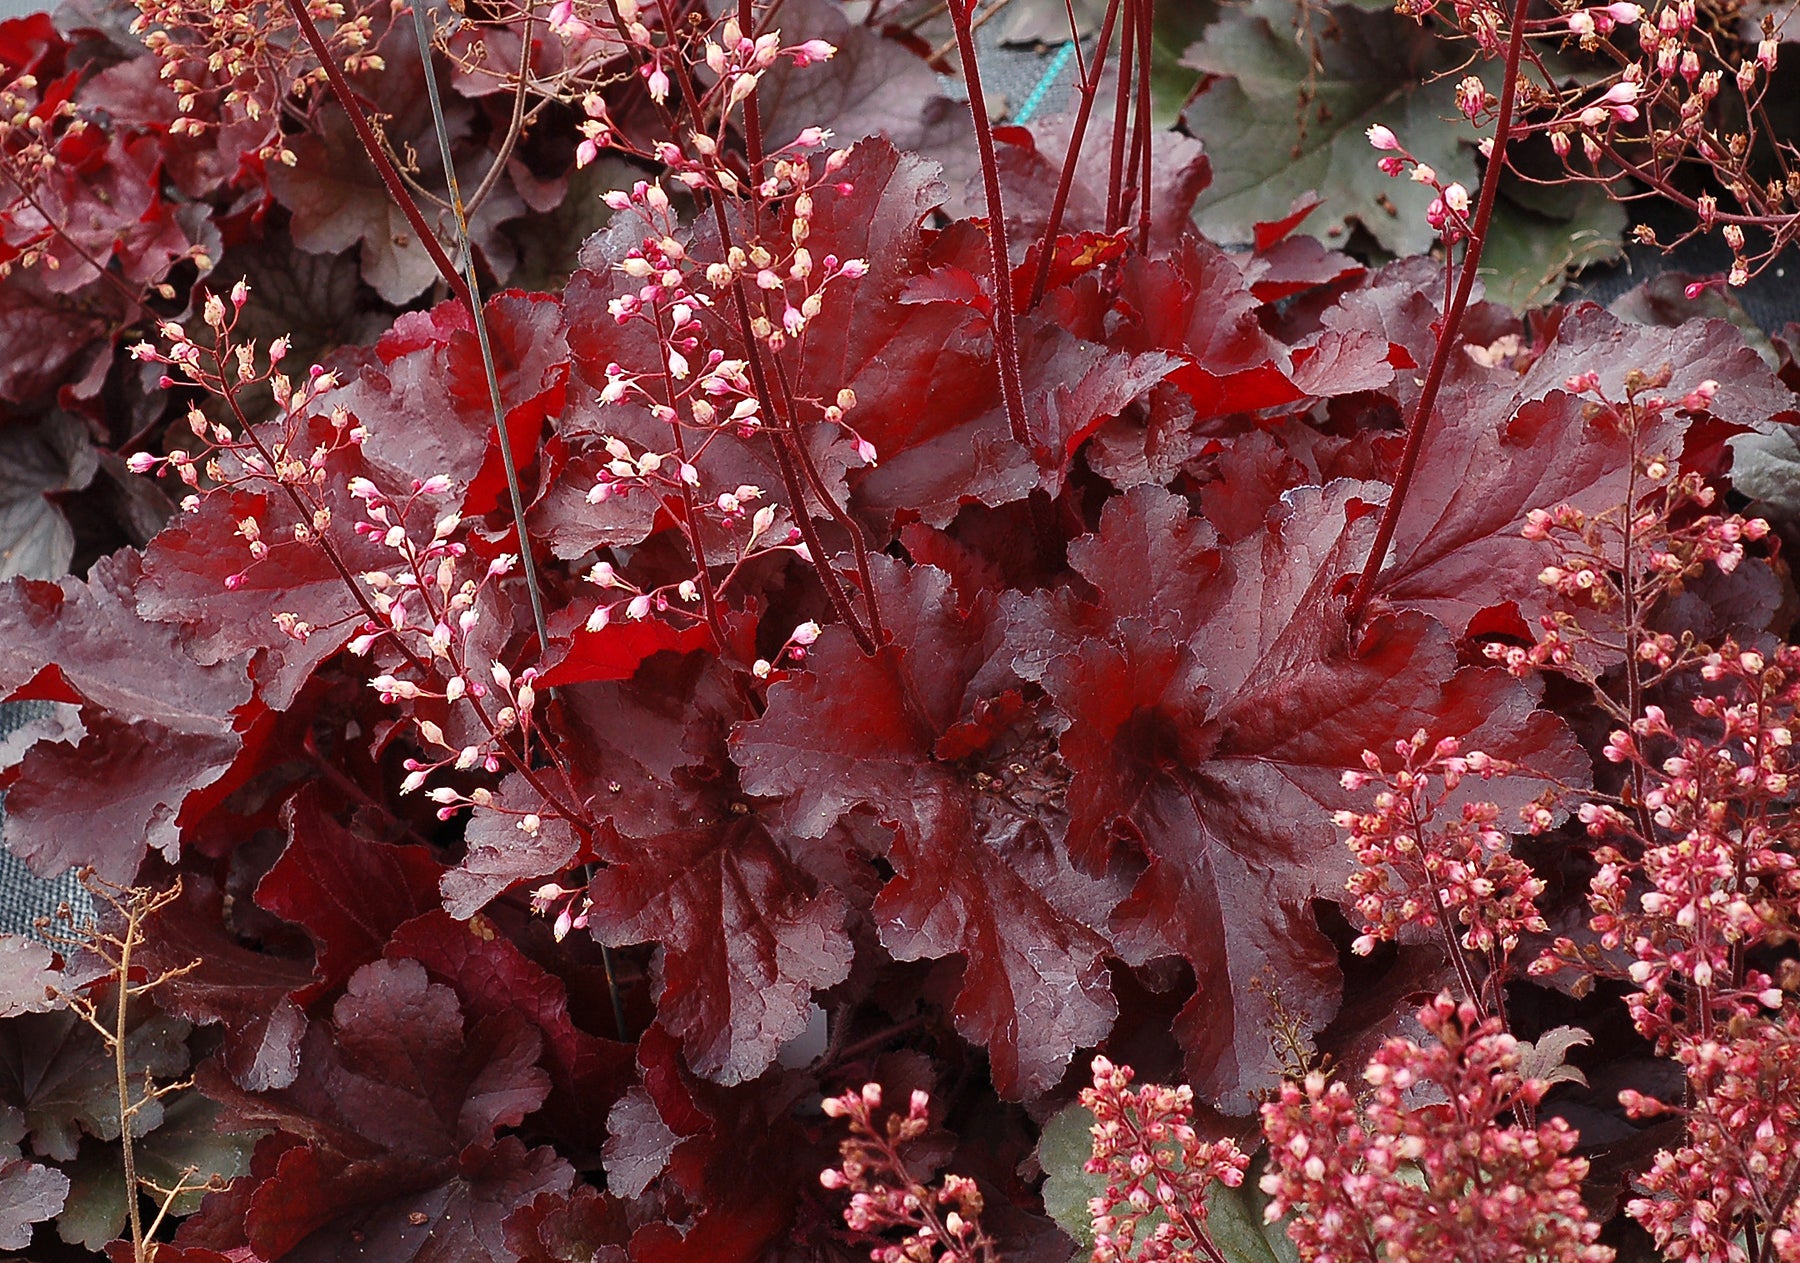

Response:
(0, 0), (1798, 1257)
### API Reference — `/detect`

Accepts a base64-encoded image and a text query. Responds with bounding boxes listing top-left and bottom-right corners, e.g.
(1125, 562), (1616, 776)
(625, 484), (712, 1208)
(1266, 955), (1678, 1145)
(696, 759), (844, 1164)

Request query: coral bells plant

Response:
(6, 0), (1800, 1257)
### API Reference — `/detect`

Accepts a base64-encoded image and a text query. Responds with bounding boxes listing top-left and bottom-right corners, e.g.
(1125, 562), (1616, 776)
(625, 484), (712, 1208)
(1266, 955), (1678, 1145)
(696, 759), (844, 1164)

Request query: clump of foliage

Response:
(0, 0), (1798, 1258)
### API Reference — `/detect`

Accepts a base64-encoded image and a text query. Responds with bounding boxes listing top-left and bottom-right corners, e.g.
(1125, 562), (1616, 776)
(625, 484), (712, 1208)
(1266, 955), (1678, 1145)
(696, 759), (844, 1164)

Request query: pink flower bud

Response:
(1366, 124), (1400, 150)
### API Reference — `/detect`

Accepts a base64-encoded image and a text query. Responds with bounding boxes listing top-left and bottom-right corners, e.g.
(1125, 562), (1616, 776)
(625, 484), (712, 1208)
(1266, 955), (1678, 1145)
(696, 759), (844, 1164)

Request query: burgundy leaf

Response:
(0, 551), (250, 881)
(440, 653), (755, 921)
(586, 817), (852, 1084)
(347, 291), (569, 522)
(3, 118), (198, 294)
(0, 266), (119, 405)
(137, 877), (315, 1091)
(437, 775), (592, 921)
(1374, 305), (1798, 637)
(754, 0), (940, 152)
(1111, 237), (1304, 418)
(502, 1184), (629, 1263)
(734, 558), (1123, 1097)
(1025, 484), (1589, 1105)
(535, 598), (713, 689)
(1252, 193), (1327, 252)
(0, 413), (97, 581)
(254, 790), (446, 1000)
(0, 1155), (68, 1249)
(203, 957), (569, 1261)
(600, 1086), (678, 1199)
(1241, 234), (1365, 304)
(384, 909), (633, 1151)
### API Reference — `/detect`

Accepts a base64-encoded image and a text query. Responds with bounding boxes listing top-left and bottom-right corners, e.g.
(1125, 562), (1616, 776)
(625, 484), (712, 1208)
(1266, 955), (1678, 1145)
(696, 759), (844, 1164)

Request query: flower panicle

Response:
(1260, 994), (1611, 1263)
(820, 1084), (998, 1263)
(1080, 1056), (1249, 1263)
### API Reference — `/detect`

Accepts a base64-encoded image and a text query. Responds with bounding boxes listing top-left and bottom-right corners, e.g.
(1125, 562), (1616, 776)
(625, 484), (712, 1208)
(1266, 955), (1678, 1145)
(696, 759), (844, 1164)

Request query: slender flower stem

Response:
(947, 0), (1031, 453)
(116, 907), (145, 1261)
(739, 0), (765, 170)
(648, 303), (729, 647)
(1345, 0), (1532, 626)
(1028, 0), (1121, 309)
(729, 281), (877, 653)
(1131, 0), (1153, 254)
(770, 355), (886, 645)
(659, 24), (881, 654)
(410, 0), (553, 657)
(282, 0), (472, 309)
(461, 5), (535, 217)
(1105, 0), (1134, 233)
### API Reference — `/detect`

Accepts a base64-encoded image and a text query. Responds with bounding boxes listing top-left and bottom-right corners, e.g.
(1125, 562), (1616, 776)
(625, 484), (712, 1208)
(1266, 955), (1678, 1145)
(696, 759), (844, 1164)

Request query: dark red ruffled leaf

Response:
(437, 774), (593, 921)
(0, 1154), (68, 1249)
(586, 817), (852, 1085)
(0, 551), (250, 882)
(535, 598), (713, 689)
(254, 790), (446, 1001)
(1374, 305), (1798, 637)
(1111, 238), (1304, 418)
(204, 957), (570, 1261)
(350, 291), (569, 524)
(1022, 484), (1588, 1105)
(601, 1086), (680, 1199)
(1253, 193), (1327, 252)
(439, 652), (758, 921)
(384, 910), (633, 1153)
(137, 877), (315, 1091)
(0, 266), (120, 406)
(502, 1183), (628, 1263)
(754, 0), (941, 153)
(1013, 230), (1131, 307)
(733, 558), (1123, 1097)
(613, 1028), (832, 1263)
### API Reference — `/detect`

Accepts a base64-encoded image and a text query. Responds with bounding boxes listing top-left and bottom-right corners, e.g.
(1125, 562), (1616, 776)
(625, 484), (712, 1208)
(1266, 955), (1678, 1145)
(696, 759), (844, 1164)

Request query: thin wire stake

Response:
(409, 0), (551, 654)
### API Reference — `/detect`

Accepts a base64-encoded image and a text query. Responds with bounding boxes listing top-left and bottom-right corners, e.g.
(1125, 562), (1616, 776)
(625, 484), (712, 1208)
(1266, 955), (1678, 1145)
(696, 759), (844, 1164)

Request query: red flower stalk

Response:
(1081, 1056), (1250, 1263)
(1259, 994), (1611, 1263)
